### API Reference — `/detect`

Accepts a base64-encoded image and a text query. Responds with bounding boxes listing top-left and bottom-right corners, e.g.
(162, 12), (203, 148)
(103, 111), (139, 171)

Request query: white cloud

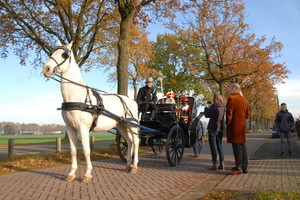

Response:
(0, 92), (64, 125)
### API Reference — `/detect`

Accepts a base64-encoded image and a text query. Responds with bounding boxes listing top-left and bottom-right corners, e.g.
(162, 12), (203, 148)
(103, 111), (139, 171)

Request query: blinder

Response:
(62, 49), (70, 59)
(49, 45), (72, 74)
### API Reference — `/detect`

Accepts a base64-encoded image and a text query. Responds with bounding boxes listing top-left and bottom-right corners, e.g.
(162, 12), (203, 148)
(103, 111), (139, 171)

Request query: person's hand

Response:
(137, 101), (142, 105)
(149, 101), (154, 105)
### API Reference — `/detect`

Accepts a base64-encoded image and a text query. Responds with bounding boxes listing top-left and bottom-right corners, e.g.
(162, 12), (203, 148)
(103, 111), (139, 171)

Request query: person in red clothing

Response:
(226, 83), (249, 175)
(165, 91), (176, 104)
(180, 97), (191, 123)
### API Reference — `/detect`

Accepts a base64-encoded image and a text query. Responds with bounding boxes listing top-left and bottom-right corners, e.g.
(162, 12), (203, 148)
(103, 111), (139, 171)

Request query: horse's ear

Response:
(57, 40), (62, 46)
(67, 41), (73, 49)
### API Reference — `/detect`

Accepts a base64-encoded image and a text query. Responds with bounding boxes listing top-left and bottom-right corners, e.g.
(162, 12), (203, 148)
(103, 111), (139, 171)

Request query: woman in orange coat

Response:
(226, 83), (249, 175)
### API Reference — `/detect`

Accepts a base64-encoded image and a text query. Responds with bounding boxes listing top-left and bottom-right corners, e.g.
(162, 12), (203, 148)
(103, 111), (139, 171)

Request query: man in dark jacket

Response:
(275, 103), (294, 157)
(137, 77), (157, 121)
(226, 83), (249, 175)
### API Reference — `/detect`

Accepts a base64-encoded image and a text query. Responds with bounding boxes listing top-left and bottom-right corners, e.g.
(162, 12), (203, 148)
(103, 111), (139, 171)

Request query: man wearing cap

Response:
(137, 77), (158, 121)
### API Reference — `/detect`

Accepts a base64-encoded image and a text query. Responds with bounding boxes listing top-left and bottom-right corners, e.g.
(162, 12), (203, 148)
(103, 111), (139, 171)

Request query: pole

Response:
(159, 71), (164, 103)
(90, 136), (95, 152)
(8, 139), (15, 158)
(56, 137), (61, 153)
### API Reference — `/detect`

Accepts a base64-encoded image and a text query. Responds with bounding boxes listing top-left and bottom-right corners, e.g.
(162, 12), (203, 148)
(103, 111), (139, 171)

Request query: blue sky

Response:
(0, 0), (299, 125)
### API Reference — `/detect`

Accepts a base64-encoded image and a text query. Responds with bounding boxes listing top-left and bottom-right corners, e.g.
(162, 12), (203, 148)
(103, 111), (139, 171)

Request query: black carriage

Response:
(116, 97), (205, 167)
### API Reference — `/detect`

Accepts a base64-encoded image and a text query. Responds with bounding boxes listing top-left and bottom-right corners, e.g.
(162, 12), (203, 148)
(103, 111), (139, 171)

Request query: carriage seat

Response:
(156, 104), (176, 112)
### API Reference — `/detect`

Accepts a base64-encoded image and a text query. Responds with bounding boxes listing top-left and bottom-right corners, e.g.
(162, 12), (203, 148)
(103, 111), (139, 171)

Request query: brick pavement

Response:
(0, 132), (299, 200)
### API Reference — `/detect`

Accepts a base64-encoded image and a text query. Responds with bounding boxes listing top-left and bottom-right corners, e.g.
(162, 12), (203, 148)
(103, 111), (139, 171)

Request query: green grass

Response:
(0, 133), (115, 145)
(202, 190), (300, 200)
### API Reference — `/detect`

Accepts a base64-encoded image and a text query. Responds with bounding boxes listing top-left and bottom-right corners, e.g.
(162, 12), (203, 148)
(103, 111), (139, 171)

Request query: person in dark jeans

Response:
(275, 103), (294, 157)
(204, 93), (225, 170)
(137, 77), (157, 121)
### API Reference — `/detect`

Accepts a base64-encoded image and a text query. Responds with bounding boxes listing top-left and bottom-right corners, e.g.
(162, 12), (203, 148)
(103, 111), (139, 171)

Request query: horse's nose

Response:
(43, 65), (52, 77)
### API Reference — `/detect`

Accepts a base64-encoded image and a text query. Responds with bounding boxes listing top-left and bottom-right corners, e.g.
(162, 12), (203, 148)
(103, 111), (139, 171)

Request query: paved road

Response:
(0, 132), (299, 200)
(0, 141), (115, 158)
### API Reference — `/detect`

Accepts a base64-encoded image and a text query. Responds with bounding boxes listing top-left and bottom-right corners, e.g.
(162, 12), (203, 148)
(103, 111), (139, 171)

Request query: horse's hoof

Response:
(125, 166), (131, 172)
(82, 176), (93, 183)
(130, 167), (138, 174)
(65, 175), (76, 182)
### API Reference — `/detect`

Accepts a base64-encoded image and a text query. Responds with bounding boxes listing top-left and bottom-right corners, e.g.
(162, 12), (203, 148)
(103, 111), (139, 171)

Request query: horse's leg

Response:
(66, 126), (78, 181)
(118, 126), (133, 172)
(130, 127), (140, 174)
(79, 126), (93, 182)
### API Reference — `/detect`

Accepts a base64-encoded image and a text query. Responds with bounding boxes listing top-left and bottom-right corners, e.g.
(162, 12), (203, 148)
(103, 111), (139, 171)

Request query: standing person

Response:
(275, 103), (294, 157)
(295, 118), (300, 139)
(204, 94), (225, 170)
(226, 83), (249, 175)
(137, 77), (157, 121)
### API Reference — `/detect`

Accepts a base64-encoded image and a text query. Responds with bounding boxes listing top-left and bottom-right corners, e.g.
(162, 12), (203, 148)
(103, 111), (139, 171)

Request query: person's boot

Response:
(281, 152), (285, 157)
(218, 161), (225, 171)
(209, 162), (218, 170)
(289, 151), (292, 157)
(150, 110), (155, 120)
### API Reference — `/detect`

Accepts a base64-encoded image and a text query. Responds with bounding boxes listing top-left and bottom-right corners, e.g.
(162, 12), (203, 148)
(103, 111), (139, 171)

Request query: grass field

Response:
(0, 133), (115, 145)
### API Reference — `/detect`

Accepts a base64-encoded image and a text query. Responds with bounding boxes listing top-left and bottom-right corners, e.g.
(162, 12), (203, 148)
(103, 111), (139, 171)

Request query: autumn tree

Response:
(170, 0), (287, 96)
(128, 25), (157, 99)
(0, 0), (117, 69)
(105, 23), (157, 99)
(3, 123), (18, 135)
(151, 33), (210, 101)
(114, 0), (181, 95)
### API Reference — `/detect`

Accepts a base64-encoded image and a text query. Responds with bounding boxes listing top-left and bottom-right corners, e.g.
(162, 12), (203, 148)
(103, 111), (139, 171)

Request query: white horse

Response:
(43, 41), (140, 182)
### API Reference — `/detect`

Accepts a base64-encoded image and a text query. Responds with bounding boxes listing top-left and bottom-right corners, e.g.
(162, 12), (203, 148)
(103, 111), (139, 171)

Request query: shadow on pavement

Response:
(250, 139), (300, 160)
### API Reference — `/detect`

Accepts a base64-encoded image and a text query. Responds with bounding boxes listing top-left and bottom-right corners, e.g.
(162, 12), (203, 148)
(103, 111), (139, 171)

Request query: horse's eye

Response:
(62, 50), (69, 59)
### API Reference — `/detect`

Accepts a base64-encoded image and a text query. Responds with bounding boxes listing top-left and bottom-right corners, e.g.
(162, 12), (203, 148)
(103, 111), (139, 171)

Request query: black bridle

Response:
(48, 45), (108, 94)
(50, 46), (72, 74)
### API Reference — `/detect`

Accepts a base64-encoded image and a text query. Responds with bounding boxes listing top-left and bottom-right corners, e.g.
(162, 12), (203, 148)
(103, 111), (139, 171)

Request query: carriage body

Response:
(116, 97), (205, 167)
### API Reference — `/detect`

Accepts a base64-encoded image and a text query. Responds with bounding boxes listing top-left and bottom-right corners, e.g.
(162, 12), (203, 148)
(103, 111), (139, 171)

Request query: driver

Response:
(137, 77), (157, 121)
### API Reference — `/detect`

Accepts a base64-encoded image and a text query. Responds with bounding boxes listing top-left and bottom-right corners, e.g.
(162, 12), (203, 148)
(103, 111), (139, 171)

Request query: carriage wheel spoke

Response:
(166, 125), (184, 166)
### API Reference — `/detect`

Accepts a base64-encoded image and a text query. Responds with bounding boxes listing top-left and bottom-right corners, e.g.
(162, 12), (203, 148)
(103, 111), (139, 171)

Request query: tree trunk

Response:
(117, 10), (135, 95)
(218, 81), (224, 96)
(133, 78), (138, 100)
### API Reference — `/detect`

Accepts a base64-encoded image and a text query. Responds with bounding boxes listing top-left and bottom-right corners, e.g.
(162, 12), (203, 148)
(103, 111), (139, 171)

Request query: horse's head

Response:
(43, 41), (73, 78)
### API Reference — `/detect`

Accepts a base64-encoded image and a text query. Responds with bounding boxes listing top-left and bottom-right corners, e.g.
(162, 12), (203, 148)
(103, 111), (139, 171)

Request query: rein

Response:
(51, 74), (109, 94)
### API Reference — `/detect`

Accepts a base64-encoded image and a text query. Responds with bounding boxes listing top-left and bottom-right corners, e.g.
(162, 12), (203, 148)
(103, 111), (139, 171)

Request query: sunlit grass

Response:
(0, 143), (151, 175)
(202, 190), (300, 200)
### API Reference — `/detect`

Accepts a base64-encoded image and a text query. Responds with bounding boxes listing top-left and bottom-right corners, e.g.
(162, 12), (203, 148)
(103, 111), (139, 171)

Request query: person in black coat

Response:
(137, 77), (157, 121)
(275, 103), (294, 157)
(204, 93), (225, 170)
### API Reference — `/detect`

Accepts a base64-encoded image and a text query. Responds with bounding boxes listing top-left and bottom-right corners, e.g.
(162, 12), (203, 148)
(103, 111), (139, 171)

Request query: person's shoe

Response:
(242, 169), (248, 174)
(288, 151), (292, 157)
(228, 170), (242, 175)
(209, 162), (218, 170)
(218, 161), (225, 171)
(281, 152), (285, 157)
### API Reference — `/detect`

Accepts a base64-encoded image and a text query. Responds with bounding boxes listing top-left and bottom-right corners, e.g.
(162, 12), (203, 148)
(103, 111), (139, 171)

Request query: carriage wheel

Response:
(193, 121), (204, 157)
(166, 125), (184, 166)
(116, 132), (127, 163)
(151, 138), (164, 155)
